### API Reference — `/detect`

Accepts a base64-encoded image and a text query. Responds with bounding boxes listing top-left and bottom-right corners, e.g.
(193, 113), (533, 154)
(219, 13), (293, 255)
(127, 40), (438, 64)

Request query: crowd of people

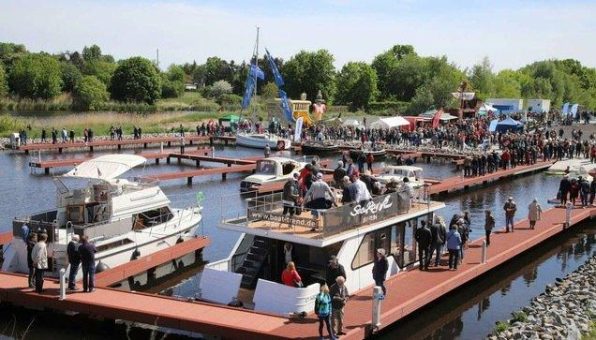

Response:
(23, 226), (97, 294)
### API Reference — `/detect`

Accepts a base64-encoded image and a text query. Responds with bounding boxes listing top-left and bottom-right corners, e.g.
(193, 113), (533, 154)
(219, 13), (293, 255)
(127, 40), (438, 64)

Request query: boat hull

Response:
(236, 133), (291, 151)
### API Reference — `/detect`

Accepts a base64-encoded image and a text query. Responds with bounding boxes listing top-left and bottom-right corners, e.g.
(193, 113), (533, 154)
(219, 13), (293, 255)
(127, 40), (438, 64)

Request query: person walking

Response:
(446, 225), (462, 270)
(330, 276), (349, 336)
(528, 198), (542, 229)
(26, 232), (37, 288)
(503, 196), (517, 232)
(415, 220), (432, 270)
(314, 284), (336, 340)
(31, 232), (48, 293)
(372, 249), (388, 296)
(282, 173), (300, 217)
(67, 234), (81, 290)
(326, 255), (346, 288)
(430, 216), (447, 266)
(484, 210), (495, 246)
(79, 235), (97, 292)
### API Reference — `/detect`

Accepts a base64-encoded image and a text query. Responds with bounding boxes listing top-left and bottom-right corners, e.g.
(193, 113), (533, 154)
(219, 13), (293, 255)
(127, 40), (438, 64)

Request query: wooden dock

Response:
(0, 206), (594, 339)
(15, 135), (211, 154)
(148, 164), (256, 184)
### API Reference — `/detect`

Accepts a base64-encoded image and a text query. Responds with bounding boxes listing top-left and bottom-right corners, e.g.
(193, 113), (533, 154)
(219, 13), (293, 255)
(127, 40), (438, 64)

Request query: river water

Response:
(0, 146), (593, 339)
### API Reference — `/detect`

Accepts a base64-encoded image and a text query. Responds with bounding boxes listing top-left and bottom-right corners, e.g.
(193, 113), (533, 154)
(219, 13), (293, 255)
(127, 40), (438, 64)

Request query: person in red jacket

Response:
(281, 261), (302, 287)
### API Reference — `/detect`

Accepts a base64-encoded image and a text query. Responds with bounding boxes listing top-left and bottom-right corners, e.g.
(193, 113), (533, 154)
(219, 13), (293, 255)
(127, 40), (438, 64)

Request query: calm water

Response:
(0, 146), (590, 339)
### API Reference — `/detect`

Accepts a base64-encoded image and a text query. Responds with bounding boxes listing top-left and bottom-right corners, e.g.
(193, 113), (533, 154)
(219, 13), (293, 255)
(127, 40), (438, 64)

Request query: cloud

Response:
(0, 0), (594, 71)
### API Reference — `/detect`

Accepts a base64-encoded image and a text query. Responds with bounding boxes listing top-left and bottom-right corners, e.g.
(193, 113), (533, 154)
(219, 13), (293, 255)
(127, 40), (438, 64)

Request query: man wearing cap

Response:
(67, 234), (81, 290)
(503, 196), (517, 232)
(304, 172), (337, 221)
(372, 248), (388, 296)
(326, 255), (346, 287)
(282, 173), (300, 217)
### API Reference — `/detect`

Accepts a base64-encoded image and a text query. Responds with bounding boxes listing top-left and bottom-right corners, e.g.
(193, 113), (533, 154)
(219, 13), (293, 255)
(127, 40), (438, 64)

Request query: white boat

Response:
(240, 157), (305, 192)
(546, 159), (591, 175)
(196, 190), (444, 316)
(236, 132), (291, 151)
(375, 165), (425, 189)
(1, 154), (202, 279)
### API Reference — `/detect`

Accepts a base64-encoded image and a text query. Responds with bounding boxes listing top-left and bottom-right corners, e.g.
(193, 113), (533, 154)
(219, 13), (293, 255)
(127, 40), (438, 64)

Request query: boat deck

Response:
(1, 206), (594, 339)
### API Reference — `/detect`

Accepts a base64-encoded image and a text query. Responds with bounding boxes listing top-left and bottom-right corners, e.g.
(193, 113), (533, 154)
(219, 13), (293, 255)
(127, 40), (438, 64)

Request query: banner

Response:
(278, 90), (294, 123)
(431, 108), (443, 128)
(570, 103), (579, 117)
(265, 49), (285, 87)
(451, 92), (476, 101)
(294, 117), (303, 142)
(241, 75), (256, 109)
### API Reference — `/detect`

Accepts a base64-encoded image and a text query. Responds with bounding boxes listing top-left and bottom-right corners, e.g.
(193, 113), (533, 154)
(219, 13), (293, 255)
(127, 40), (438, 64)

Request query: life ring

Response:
(276, 140), (286, 150)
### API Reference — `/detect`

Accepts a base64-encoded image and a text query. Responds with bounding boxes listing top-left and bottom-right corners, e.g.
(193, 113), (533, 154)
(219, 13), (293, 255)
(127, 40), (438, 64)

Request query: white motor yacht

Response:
(2, 154), (202, 278)
(236, 132), (291, 151)
(375, 165), (425, 189)
(240, 157), (305, 192)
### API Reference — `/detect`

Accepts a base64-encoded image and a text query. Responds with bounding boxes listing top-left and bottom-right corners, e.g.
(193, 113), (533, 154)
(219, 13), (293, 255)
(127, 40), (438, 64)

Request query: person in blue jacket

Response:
(314, 284), (336, 340)
(446, 225), (462, 270)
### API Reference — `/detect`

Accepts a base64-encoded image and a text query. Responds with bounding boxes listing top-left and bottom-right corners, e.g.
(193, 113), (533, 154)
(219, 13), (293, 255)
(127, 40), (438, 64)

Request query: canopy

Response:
(495, 117), (523, 133)
(341, 118), (361, 127)
(219, 114), (240, 122)
(370, 116), (410, 129)
(477, 103), (500, 116)
(64, 154), (146, 180)
(419, 110), (457, 121)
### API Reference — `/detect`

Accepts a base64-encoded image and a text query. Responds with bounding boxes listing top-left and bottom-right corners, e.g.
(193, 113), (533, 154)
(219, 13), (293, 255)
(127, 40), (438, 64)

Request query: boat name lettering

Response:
(350, 196), (393, 217)
(251, 212), (318, 229)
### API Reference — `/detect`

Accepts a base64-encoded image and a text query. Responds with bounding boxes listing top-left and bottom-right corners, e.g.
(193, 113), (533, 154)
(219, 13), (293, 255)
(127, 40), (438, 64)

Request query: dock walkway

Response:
(1, 206), (594, 339)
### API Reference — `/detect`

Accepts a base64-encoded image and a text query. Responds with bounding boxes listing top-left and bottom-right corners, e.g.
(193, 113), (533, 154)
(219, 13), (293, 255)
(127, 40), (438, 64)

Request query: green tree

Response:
(387, 54), (429, 101)
(283, 49), (336, 103)
(82, 44), (102, 62)
(209, 80), (233, 103)
(0, 43), (27, 71)
(335, 62), (378, 110)
(469, 57), (494, 100)
(109, 57), (161, 104)
(494, 70), (521, 98)
(425, 56), (463, 108)
(161, 65), (185, 98)
(84, 60), (116, 85)
(60, 62), (83, 92)
(8, 53), (62, 99)
(204, 57), (233, 86)
(261, 82), (278, 99)
(372, 44), (417, 100)
(0, 64), (7, 97)
(408, 84), (434, 114)
(73, 75), (108, 111)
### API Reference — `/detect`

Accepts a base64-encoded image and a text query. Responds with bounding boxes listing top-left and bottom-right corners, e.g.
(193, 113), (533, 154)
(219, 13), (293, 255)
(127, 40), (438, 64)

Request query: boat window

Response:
(281, 162), (296, 175)
(256, 160), (277, 175)
(95, 238), (134, 252)
(351, 227), (391, 270)
(132, 207), (174, 231)
(403, 218), (418, 266)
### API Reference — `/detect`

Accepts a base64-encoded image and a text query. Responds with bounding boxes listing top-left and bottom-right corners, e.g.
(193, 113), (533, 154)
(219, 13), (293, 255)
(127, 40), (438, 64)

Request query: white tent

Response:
(419, 110), (457, 121)
(370, 116), (410, 129)
(341, 118), (361, 127)
(477, 103), (500, 116)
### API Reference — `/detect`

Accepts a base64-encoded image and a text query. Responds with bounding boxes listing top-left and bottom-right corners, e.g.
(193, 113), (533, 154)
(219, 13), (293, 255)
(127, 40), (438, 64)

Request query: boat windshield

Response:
(256, 160), (277, 175)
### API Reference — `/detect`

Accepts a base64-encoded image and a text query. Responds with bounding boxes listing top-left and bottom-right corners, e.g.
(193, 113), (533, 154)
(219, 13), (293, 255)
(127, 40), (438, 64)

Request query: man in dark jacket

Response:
(282, 173), (300, 216)
(333, 161), (347, 188)
(429, 217), (447, 267)
(329, 276), (349, 336)
(67, 234), (81, 290)
(78, 235), (97, 293)
(559, 174), (571, 206)
(326, 255), (346, 287)
(415, 221), (432, 270)
(372, 249), (388, 296)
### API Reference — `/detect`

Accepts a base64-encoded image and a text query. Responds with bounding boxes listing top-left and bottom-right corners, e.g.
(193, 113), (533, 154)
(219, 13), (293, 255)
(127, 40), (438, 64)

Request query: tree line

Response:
(0, 42), (595, 114)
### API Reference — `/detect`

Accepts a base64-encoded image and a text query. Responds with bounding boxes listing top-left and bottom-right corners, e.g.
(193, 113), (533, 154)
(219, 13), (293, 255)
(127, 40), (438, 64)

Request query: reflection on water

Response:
(0, 148), (587, 339)
(375, 224), (595, 340)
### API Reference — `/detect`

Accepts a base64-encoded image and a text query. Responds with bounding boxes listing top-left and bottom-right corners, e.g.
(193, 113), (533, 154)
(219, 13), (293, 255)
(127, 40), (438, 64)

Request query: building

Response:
(525, 99), (551, 113)
(486, 98), (524, 114)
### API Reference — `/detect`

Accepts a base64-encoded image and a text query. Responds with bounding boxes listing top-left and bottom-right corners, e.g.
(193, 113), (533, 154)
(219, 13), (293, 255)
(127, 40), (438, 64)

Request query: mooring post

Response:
(160, 142), (164, 153)
(59, 268), (66, 301)
(481, 240), (487, 264)
(372, 286), (383, 332)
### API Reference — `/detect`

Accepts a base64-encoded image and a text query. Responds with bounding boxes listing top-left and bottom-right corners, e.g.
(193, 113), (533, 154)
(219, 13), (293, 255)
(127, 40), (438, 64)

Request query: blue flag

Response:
(278, 89), (294, 122)
(266, 49), (284, 87)
(250, 64), (265, 80)
(242, 75), (256, 109)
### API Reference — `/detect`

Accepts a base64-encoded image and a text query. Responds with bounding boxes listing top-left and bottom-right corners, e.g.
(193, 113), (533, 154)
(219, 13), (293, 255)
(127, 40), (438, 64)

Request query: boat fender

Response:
(95, 260), (110, 273)
(131, 248), (141, 261)
(277, 140), (285, 150)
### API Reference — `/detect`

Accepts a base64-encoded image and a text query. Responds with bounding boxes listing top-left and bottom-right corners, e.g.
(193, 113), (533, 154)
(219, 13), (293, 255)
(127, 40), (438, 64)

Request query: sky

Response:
(1, 0), (595, 72)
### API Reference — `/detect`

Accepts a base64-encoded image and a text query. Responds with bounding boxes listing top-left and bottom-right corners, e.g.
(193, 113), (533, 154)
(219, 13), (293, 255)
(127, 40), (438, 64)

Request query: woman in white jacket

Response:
(528, 198), (542, 230)
(31, 233), (48, 293)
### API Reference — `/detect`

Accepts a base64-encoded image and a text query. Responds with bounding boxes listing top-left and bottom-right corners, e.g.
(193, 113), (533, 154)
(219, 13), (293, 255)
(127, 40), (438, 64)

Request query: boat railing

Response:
(222, 187), (430, 237)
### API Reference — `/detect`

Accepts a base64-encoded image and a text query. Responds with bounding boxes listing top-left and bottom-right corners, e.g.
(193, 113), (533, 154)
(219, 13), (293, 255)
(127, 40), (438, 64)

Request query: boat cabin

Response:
(376, 166), (424, 187)
(240, 157), (304, 192)
(201, 189), (444, 316)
